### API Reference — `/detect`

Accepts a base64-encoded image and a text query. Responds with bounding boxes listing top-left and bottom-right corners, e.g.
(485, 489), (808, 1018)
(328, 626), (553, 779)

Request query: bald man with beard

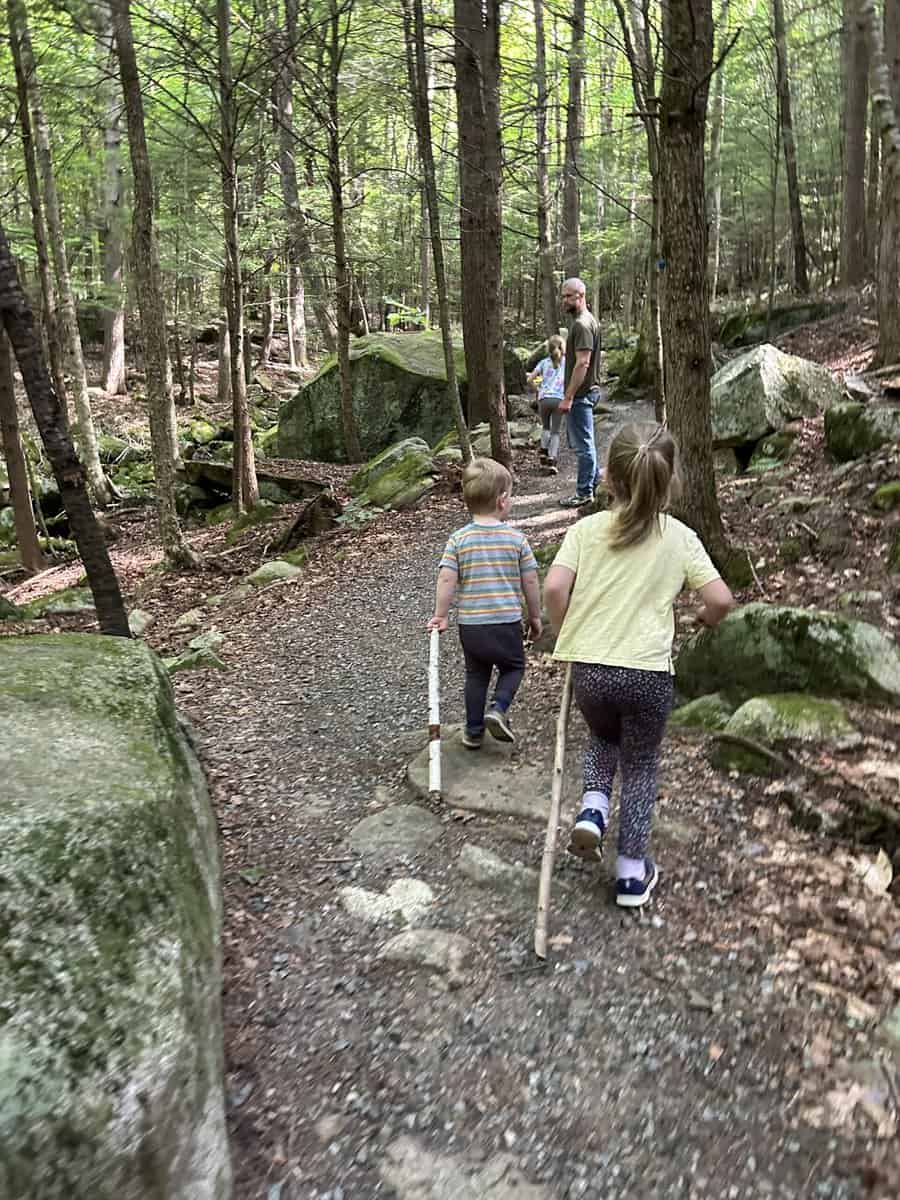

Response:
(558, 277), (603, 507)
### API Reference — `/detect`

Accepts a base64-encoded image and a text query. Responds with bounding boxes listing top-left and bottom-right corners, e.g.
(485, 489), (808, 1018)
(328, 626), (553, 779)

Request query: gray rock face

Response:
(379, 1136), (548, 1200)
(676, 603), (900, 705)
(0, 634), (231, 1200)
(347, 804), (443, 859)
(710, 345), (840, 447)
(824, 401), (900, 462)
(277, 332), (527, 463)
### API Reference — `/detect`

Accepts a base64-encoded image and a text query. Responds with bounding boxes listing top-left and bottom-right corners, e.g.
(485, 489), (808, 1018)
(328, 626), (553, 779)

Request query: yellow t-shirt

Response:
(551, 511), (721, 673)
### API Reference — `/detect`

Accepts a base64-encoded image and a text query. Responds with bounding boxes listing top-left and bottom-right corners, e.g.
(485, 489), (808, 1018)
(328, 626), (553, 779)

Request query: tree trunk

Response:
(217, 273), (231, 405)
(326, 0), (363, 463)
(8, 0), (66, 409)
(217, 0), (259, 509)
(111, 0), (196, 568)
(659, 0), (730, 569)
(709, 0), (729, 302)
(841, 0), (870, 285)
(0, 327), (44, 573)
(533, 0), (557, 331)
(95, 2), (127, 395)
(454, 0), (509, 465)
(561, 0), (586, 279)
(867, 102), (881, 273)
(8, 0), (111, 504)
(0, 224), (128, 635)
(259, 254), (274, 366)
(278, 0), (336, 354)
(772, 0), (810, 294)
(862, 0), (900, 364)
(402, 0), (472, 463)
(613, 0), (664, 409)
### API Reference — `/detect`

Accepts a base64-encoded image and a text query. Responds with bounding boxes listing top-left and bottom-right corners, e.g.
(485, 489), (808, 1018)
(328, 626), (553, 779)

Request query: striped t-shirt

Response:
(439, 521), (538, 625)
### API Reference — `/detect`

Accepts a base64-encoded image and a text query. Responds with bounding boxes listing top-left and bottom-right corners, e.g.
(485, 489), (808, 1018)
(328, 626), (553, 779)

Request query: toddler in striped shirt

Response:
(427, 458), (542, 747)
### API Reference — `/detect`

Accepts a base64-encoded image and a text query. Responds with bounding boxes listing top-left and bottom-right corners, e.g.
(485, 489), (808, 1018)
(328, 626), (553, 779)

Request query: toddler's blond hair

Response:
(462, 457), (511, 514)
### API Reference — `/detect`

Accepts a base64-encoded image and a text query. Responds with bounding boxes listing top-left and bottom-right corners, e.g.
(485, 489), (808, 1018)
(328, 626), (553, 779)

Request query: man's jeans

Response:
(567, 388), (602, 496)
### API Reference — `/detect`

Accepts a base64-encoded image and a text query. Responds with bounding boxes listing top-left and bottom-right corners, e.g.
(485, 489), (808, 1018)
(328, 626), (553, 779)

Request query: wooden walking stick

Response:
(428, 627), (441, 801)
(534, 664), (573, 959)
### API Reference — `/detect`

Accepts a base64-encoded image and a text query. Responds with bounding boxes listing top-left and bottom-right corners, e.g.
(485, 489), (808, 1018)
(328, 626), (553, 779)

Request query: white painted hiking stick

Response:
(534, 664), (573, 959)
(428, 627), (441, 801)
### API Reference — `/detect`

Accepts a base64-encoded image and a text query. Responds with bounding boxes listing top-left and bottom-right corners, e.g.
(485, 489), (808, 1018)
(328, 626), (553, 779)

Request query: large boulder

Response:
(675, 603), (900, 705)
(710, 344), (840, 447)
(0, 635), (231, 1199)
(347, 438), (436, 512)
(277, 331), (527, 463)
(824, 401), (900, 462)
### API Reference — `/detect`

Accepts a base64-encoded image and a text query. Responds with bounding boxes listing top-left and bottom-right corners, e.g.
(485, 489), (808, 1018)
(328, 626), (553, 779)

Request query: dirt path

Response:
(175, 406), (891, 1200)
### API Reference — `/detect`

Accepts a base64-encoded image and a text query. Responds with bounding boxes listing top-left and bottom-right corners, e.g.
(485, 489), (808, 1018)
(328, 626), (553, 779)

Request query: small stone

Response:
(127, 608), (155, 637)
(457, 843), (539, 896)
(348, 805), (442, 859)
(340, 878), (434, 927)
(174, 606), (204, 629)
(380, 929), (474, 987)
(246, 559), (303, 587)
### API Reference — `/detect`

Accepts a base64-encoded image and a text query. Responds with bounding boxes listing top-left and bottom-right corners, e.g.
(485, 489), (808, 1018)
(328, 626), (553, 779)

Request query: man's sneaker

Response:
(567, 808), (605, 861)
(541, 458), (559, 476)
(559, 492), (593, 509)
(539, 447), (549, 464)
(615, 860), (659, 908)
(484, 705), (514, 743)
(461, 729), (483, 750)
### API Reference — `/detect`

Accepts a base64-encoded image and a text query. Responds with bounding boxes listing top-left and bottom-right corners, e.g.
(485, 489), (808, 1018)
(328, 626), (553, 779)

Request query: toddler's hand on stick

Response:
(427, 615), (448, 633)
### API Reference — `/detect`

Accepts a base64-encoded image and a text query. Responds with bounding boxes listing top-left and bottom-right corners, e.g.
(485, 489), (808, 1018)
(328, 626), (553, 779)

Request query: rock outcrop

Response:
(0, 634), (231, 1200)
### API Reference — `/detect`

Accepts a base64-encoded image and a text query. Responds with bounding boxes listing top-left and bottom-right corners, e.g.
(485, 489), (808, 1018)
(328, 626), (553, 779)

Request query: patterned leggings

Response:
(572, 663), (673, 859)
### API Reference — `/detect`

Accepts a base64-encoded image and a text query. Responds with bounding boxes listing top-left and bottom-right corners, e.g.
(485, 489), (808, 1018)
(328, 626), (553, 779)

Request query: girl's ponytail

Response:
(547, 334), (564, 367)
(605, 424), (680, 549)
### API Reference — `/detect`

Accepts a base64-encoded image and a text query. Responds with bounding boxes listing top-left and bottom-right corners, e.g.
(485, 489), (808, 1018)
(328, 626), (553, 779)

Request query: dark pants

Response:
(458, 622), (525, 735)
(572, 663), (673, 859)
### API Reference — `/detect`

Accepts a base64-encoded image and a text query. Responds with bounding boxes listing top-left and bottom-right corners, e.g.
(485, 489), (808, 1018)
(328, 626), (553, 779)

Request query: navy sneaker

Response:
(485, 705), (514, 743)
(567, 808), (605, 861)
(461, 729), (483, 750)
(615, 860), (659, 908)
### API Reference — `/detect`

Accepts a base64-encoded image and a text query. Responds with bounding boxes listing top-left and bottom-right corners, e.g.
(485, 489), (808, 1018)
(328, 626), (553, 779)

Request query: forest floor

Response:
(3, 312), (900, 1198)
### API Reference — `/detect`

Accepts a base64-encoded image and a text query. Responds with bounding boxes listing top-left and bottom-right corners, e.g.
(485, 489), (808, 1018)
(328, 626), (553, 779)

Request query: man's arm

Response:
(559, 349), (591, 413)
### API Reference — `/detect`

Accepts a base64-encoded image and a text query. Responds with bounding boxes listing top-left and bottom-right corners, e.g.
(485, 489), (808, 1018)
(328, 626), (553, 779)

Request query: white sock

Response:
(580, 790), (609, 824)
(549, 433), (560, 459)
(540, 430), (550, 450)
(616, 855), (645, 881)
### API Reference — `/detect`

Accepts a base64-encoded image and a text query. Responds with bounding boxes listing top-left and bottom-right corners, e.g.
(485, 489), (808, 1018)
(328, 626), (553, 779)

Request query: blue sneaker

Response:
(567, 808), (605, 861)
(616, 860), (659, 908)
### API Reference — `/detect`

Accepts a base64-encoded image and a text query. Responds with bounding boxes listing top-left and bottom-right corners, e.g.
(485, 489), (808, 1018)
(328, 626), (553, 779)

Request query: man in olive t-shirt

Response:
(558, 277), (602, 507)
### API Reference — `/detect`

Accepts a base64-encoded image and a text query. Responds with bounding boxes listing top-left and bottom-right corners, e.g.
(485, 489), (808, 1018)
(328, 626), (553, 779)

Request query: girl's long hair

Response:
(547, 334), (564, 367)
(605, 424), (680, 549)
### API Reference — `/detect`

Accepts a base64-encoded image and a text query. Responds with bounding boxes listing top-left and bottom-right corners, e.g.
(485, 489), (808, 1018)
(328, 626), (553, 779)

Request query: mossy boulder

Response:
(675, 603), (900, 705)
(277, 331), (526, 463)
(349, 438), (436, 511)
(246, 559), (303, 587)
(96, 433), (150, 465)
(748, 430), (797, 471)
(872, 481), (900, 511)
(824, 402), (900, 462)
(23, 586), (96, 618)
(0, 594), (25, 620)
(0, 635), (230, 1199)
(225, 499), (283, 544)
(669, 693), (734, 731)
(710, 345), (840, 448)
(711, 694), (857, 776)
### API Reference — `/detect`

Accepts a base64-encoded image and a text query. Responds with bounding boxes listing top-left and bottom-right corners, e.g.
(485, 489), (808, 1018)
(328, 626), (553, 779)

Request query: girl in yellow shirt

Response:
(543, 424), (735, 906)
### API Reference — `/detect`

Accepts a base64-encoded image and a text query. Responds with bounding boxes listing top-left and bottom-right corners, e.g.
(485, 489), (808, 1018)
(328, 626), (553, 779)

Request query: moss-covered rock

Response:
(726, 693), (856, 742)
(669, 693), (734, 731)
(22, 586), (96, 618)
(246, 559), (303, 587)
(277, 331), (525, 463)
(675, 603), (900, 705)
(748, 430), (797, 470)
(824, 402), (900, 462)
(96, 433), (150, 465)
(890, 527), (900, 572)
(164, 630), (228, 674)
(225, 499), (283, 544)
(349, 438), (436, 511)
(187, 418), (221, 445)
(0, 594), (25, 620)
(0, 635), (230, 1199)
(349, 437), (432, 496)
(872, 481), (900, 511)
(710, 345), (840, 447)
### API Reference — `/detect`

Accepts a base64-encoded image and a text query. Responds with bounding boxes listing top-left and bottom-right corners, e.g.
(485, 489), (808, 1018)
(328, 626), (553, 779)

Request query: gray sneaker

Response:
(559, 492), (593, 509)
(485, 705), (514, 743)
(461, 729), (484, 750)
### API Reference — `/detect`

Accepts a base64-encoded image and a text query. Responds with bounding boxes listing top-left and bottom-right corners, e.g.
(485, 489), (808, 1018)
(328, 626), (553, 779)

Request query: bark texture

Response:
(840, 0), (870, 285)
(659, 0), (730, 567)
(112, 0), (197, 567)
(454, 0), (510, 464)
(0, 223), (128, 636)
(561, 0), (585, 279)
(0, 327), (44, 573)
(8, 0), (111, 504)
(772, 0), (810, 293)
(96, 2), (127, 394)
(533, 0), (557, 333)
